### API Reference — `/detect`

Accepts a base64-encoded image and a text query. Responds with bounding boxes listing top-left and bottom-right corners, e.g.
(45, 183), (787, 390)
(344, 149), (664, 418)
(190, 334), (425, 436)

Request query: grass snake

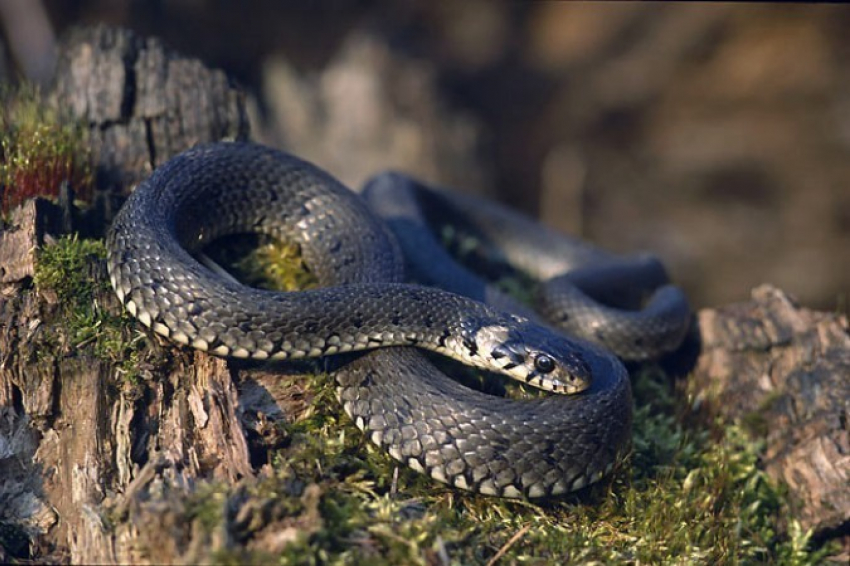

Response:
(107, 142), (688, 498)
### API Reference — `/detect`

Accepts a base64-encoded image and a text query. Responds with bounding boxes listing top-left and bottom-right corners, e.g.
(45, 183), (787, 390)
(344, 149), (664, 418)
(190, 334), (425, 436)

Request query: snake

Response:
(106, 141), (686, 498)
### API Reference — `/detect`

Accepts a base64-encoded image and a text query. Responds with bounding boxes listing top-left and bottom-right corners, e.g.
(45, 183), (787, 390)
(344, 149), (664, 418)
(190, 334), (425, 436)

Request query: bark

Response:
(49, 24), (250, 218)
(0, 199), (316, 563)
(691, 285), (849, 536)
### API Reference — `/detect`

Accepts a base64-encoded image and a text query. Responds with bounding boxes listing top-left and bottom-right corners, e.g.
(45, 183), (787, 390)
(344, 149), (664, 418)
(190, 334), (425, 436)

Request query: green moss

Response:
(240, 363), (832, 565)
(184, 483), (230, 533)
(33, 235), (146, 381)
(204, 234), (319, 292)
(33, 234), (106, 302)
(741, 390), (784, 438)
(0, 84), (93, 213)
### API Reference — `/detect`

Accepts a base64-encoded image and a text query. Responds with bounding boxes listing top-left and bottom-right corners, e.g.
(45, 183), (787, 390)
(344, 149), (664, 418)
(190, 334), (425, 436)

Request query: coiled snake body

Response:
(107, 142), (688, 498)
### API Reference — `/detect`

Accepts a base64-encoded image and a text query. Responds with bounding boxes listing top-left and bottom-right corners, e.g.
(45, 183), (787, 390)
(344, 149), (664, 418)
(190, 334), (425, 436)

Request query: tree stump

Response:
(49, 24), (250, 213)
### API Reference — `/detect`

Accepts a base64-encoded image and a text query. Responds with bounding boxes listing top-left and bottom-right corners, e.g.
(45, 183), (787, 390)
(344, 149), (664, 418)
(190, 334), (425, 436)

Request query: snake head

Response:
(474, 323), (592, 394)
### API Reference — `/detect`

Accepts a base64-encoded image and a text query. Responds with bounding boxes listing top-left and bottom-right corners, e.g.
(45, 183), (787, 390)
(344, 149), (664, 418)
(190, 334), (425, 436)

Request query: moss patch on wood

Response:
(33, 235), (148, 382)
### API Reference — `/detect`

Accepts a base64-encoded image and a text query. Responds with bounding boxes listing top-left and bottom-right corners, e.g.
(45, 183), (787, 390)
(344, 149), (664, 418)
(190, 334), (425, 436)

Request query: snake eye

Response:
(534, 353), (555, 374)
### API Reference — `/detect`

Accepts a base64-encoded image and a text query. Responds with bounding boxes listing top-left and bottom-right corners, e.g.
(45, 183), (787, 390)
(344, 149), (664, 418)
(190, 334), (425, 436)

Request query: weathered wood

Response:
(0, 25), (258, 562)
(0, 200), (272, 562)
(692, 284), (849, 535)
(0, 199), (63, 285)
(49, 24), (250, 209)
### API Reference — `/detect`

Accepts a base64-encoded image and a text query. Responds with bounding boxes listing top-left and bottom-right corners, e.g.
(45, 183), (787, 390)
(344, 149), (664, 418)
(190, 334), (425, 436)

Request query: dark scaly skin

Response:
(337, 346), (630, 497)
(362, 173), (692, 361)
(106, 141), (632, 498)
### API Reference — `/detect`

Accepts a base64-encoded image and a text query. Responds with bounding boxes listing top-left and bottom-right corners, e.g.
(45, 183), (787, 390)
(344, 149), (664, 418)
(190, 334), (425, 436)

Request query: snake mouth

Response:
(517, 366), (591, 395)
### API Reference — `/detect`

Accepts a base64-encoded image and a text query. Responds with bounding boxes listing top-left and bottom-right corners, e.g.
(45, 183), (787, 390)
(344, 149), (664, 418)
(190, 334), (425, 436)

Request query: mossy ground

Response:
(208, 370), (831, 565)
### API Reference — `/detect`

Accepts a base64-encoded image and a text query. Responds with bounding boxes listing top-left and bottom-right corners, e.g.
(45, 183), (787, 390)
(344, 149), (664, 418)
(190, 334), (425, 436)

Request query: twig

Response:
(485, 524), (531, 566)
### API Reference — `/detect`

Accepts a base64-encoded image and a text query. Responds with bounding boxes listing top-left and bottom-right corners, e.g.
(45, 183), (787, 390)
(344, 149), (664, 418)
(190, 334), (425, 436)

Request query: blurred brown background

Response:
(2, 0), (848, 311)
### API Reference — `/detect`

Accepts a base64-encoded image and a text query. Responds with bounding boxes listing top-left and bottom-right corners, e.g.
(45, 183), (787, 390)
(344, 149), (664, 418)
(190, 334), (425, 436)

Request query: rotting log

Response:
(0, 201), (244, 561)
(0, 198), (320, 563)
(1, 25), (267, 563)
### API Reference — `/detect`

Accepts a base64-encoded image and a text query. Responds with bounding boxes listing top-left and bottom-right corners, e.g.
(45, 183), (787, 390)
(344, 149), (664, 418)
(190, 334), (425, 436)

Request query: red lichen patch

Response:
(0, 86), (92, 214)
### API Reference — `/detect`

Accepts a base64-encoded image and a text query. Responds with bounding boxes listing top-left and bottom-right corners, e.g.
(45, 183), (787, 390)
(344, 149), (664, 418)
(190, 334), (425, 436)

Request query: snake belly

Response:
(106, 141), (632, 498)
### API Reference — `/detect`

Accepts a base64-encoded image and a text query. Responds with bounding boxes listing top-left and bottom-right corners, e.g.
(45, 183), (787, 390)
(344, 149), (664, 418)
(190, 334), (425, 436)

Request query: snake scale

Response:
(107, 141), (689, 498)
